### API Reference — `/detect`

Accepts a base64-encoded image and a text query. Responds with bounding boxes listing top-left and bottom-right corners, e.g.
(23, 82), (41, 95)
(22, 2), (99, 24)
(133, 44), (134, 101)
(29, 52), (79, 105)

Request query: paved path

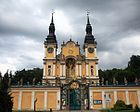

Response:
(53, 110), (100, 112)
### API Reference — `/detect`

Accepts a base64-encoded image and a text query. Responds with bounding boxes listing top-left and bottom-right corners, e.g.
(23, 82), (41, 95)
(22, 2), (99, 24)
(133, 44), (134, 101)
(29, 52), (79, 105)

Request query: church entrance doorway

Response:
(61, 80), (90, 110)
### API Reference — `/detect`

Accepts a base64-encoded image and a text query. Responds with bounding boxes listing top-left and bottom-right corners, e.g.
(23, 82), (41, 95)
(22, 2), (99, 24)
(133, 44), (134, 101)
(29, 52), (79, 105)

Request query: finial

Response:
(51, 9), (55, 23)
(87, 10), (90, 24)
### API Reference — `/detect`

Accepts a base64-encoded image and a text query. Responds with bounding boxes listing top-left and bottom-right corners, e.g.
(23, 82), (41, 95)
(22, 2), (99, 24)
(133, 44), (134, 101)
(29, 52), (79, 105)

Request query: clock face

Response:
(47, 47), (54, 53)
(88, 47), (94, 53)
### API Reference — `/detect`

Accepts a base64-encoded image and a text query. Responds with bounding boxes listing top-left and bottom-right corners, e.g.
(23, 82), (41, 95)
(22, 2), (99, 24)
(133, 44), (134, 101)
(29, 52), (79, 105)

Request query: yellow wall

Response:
(47, 92), (57, 110)
(35, 92), (44, 110)
(117, 91), (126, 103)
(129, 91), (139, 108)
(93, 92), (102, 109)
(11, 92), (19, 110)
(21, 92), (31, 110)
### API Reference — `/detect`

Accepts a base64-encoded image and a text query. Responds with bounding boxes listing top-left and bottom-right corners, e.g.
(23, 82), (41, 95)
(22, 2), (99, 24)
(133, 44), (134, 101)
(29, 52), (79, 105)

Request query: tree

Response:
(0, 71), (13, 112)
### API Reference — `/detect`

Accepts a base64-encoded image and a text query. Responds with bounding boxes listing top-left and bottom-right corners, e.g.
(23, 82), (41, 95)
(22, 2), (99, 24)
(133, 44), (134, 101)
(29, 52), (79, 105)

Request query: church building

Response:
(11, 14), (140, 111)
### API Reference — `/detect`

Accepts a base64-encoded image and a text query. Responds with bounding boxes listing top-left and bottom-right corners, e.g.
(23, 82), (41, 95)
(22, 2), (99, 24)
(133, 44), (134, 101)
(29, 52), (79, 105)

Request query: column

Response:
(44, 91), (47, 110)
(53, 64), (55, 76)
(114, 91), (117, 103)
(90, 90), (93, 109)
(126, 90), (129, 105)
(137, 90), (140, 107)
(86, 64), (88, 77)
(31, 91), (35, 110)
(63, 64), (66, 77)
(60, 64), (62, 77)
(76, 64), (78, 77)
(18, 91), (22, 110)
(85, 48), (87, 58)
(96, 64), (99, 77)
(94, 47), (97, 57)
(57, 91), (60, 110)
(54, 48), (56, 58)
(43, 64), (46, 78)
(79, 64), (82, 77)
(102, 91), (105, 108)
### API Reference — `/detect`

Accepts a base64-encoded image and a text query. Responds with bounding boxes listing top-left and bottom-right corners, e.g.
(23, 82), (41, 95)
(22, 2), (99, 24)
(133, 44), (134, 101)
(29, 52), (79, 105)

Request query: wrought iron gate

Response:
(60, 80), (89, 110)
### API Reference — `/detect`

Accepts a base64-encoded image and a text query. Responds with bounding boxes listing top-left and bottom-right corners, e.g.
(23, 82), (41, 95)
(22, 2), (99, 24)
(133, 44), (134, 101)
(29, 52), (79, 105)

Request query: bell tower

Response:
(83, 13), (99, 83)
(42, 13), (57, 83)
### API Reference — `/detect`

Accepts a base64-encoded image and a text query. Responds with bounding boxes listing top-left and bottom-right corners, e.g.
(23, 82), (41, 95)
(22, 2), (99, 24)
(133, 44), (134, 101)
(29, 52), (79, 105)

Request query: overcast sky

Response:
(0, 0), (140, 75)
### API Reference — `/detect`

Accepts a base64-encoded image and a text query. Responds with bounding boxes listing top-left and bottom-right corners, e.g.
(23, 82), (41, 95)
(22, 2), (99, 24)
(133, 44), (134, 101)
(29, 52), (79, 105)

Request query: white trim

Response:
(54, 48), (56, 58)
(53, 64), (55, 76)
(96, 64), (98, 77)
(60, 65), (62, 76)
(79, 65), (82, 77)
(63, 64), (65, 76)
(114, 91), (117, 103)
(126, 90), (130, 105)
(57, 91), (60, 110)
(137, 90), (140, 107)
(76, 64), (78, 76)
(44, 91), (47, 110)
(86, 64), (88, 77)
(18, 91), (22, 110)
(94, 47), (97, 57)
(85, 48), (87, 58)
(31, 91), (35, 110)
(102, 91), (105, 108)
(90, 90), (93, 109)
(43, 64), (46, 78)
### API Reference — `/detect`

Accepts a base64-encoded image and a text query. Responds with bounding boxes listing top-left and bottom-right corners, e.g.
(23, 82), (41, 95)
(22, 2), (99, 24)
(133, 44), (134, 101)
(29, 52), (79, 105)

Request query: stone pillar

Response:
(102, 91), (105, 108)
(63, 64), (66, 77)
(43, 64), (46, 79)
(137, 90), (140, 107)
(86, 64), (88, 77)
(85, 48), (87, 58)
(53, 64), (55, 76)
(114, 91), (117, 103)
(54, 48), (56, 58)
(90, 90), (93, 109)
(57, 91), (60, 110)
(76, 64), (78, 77)
(96, 64), (98, 77)
(31, 91), (35, 110)
(44, 91), (47, 110)
(94, 47), (97, 57)
(18, 91), (22, 110)
(126, 90), (130, 105)
(79, 64), (82, 77)
(60, 64), (62, 77)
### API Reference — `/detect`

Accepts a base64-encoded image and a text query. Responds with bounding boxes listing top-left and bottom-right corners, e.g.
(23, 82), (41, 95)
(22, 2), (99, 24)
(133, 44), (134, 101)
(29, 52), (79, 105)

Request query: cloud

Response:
(0, 0), (140, 74)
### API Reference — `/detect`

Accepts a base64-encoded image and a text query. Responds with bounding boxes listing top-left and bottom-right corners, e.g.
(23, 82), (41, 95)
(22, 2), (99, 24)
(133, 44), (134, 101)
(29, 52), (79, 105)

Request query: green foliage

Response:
(99, 55), (140, 84)
(114, 100), (127, 111)
(134, 104), (140, 112)
(12, 68), (43, 85)
(0, 71), (13, 112)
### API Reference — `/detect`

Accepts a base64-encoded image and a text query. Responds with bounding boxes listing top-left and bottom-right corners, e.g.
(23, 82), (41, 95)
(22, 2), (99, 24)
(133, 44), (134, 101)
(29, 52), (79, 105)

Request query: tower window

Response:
(48, 65), (51, 76)
(91, 66), (94, 76)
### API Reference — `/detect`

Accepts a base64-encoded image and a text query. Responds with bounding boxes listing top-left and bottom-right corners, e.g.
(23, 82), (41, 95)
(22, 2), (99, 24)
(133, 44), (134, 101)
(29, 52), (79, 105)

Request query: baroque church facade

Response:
(42, 13), (99, 85)
(11, 14), (140, 111)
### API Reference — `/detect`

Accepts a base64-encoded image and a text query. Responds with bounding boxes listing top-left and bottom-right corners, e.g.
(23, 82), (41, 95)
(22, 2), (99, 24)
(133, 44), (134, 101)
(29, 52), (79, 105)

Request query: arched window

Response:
(91, 66), (94, 76)
(48, 65), (51, 76)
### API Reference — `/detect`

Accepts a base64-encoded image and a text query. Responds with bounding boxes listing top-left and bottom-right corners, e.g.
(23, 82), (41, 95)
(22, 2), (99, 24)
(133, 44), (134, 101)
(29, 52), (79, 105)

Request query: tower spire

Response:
(87, 11), (90, 25)
(51, 12), (54, 23)
(45, 12), (57, 45)
(84, 12), (96, 44)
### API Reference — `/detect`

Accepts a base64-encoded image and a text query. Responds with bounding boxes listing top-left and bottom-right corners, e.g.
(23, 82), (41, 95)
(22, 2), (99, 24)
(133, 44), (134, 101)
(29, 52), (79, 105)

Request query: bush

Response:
(134, 104), (140, 112)
(126, 104), (133, 110)
(114, 100), (127, 111)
